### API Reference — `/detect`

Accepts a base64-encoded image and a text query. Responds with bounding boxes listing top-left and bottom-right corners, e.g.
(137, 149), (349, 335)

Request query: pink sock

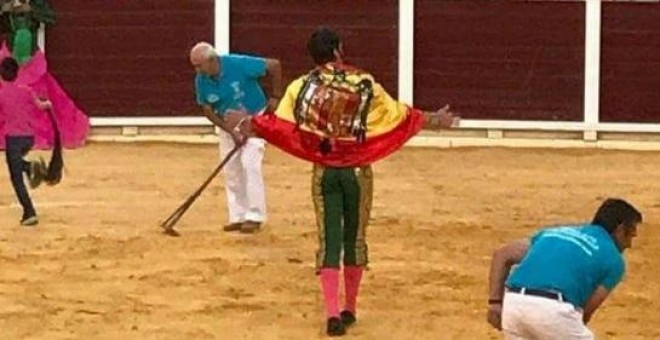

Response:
(344, 266), (364, 314)
(319, 268), (340, 318)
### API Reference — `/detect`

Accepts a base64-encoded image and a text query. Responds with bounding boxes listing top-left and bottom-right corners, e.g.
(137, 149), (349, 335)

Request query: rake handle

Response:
(161, 144), (242, 232)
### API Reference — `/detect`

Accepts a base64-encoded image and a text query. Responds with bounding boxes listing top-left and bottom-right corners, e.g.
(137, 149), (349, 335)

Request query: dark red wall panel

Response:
(600, 3), (660, 123)
(230, 0), (399, 98)
(414, 1), (585, 120)
(46, 0), (214, 117)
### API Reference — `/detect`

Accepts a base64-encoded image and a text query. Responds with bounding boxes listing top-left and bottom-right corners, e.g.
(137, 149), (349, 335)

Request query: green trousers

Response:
(312, 165), (373, 269)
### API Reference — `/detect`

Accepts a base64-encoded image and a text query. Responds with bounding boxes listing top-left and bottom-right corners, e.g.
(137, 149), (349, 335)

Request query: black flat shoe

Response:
(326, 317), (346, 337)
(340, 310), (356, 327)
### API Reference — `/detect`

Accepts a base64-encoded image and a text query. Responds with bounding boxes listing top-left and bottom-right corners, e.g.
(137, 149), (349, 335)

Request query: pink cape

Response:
(0, 44), (89, 150)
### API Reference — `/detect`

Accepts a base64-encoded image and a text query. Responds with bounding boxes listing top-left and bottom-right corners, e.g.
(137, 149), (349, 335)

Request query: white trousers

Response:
(502, 292), (594, 340)
(218, 129), (267, 224)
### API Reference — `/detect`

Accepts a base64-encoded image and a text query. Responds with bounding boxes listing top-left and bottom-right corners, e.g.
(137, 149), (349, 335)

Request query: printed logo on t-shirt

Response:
(231, 81), (246, 102)
(541, 227), (600, 256)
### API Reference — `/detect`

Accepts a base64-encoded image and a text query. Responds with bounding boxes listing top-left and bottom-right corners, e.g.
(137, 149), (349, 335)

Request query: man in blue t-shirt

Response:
(487, 198), (642, 339)
(190, 42), (282, 233)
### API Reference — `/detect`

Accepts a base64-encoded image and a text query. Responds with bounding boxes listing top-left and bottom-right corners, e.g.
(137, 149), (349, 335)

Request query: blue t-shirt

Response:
(194, 54), (267, 116)
(506, 224), (625, 308)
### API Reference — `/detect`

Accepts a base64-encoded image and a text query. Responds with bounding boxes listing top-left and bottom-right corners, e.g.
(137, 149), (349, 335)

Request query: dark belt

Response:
(507, 286), (564, 302)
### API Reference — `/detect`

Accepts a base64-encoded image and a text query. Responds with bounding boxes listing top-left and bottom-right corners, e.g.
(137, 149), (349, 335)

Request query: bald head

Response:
(190, 42), (220, 76)
(190, 42), (217, 65)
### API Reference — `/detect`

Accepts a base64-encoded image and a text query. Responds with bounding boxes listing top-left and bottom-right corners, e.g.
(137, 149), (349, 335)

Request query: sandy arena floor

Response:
(0, 143), (659, 340)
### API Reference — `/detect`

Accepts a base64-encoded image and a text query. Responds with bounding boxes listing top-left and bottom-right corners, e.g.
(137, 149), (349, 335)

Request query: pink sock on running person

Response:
(319, 268), (340, 318)
(343, 266), (364, 313)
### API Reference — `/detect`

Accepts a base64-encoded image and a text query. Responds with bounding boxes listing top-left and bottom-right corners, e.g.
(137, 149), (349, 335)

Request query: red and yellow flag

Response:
(252, 63), (424, 167)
